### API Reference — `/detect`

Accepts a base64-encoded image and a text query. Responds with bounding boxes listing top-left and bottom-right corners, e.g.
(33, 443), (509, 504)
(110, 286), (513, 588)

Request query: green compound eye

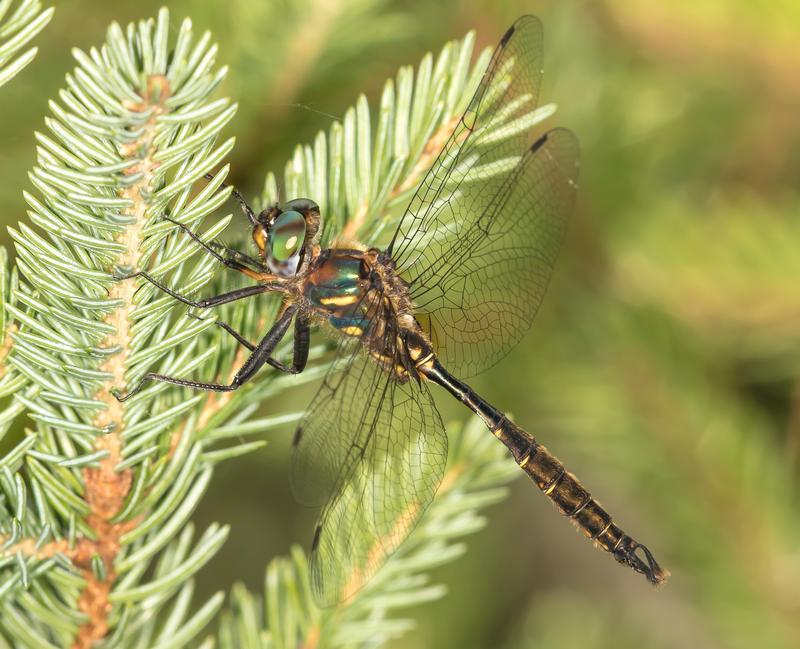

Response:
(269, 210), (306, 262)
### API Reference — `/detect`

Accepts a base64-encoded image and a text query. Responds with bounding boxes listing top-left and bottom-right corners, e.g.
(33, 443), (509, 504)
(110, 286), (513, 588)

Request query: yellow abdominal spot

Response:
(413, 352), (434, 368)
(320, 294), (360, 307)
(543, 473), (563, 495)
(341, 325), (363, 336)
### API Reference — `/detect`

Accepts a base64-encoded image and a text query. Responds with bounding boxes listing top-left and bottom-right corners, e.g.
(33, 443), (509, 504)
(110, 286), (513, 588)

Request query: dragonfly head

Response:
(251, 199), (320, 277)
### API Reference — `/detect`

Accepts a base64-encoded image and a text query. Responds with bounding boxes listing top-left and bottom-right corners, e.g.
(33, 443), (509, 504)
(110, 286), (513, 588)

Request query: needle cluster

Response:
(0, 9), (541, 647)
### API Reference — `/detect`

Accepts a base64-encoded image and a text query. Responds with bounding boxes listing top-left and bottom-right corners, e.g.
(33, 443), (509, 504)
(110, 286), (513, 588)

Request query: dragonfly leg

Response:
(188, 312), (308, 374)
(203, 172), (259, 225)
(162, 215), (264, 274)
(193, 315), (256, 351)
(282, 314), (310, 374)
(119, 272), (279, 309)
(113, 305), (297, 401)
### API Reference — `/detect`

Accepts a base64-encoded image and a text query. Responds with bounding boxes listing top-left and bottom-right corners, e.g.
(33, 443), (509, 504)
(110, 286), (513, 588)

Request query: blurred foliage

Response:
(0, 0), (53, 88)
(0, 0), (797, 648)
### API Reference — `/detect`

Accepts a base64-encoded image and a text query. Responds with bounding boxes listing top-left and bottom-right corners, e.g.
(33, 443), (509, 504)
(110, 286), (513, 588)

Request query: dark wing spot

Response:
(530, 131), (549, 154)
(292, 426), (303, 446)
(499, 23), (516, 47)
(311, 524), (322, 551)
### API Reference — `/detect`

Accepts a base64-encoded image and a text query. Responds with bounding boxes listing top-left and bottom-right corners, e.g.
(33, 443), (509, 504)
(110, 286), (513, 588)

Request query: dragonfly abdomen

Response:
(419, 356), (668, 586)
(503, 421), (667, 583)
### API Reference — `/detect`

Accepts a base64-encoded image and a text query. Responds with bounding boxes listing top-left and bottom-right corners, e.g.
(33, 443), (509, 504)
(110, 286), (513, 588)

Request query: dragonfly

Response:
(116, 15), (668, 604)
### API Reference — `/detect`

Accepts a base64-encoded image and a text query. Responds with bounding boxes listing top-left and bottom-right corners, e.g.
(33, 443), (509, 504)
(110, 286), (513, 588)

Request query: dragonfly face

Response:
(248, 198), (321, 277)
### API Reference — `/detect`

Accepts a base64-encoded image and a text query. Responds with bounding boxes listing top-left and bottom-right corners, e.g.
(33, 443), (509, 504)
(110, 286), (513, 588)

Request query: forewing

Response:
(387, 16), (579, 376)
(410, 128), (579, 376)
(387, 14), (544, 266)
(297, 352), (448, 606)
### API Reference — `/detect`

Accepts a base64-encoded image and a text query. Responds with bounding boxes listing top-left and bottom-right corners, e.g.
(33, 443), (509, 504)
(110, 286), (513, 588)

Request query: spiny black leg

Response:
(251, 314), (311, 373)
(119, 271), (276, 309)
(290, 315), (310, 374)
(185, 311), (255, 350)
(162, 215), (263, 271)
(204, 173), (258, 225)
(211, 319), (255, 351)
(114, 306), (297, 401)
(213, 313), (308, 374)
(187, 312), (305, 374)
(208, 241), (260, 266)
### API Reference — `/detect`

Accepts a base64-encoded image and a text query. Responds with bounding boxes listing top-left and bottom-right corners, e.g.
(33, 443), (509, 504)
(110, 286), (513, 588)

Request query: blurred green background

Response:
(2, 0), (799, 647)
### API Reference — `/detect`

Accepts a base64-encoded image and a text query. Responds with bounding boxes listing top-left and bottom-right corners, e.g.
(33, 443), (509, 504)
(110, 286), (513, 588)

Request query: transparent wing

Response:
(291, 339), (448, 606)
(387, 14), (544, 265)
(290, 335), (386, 508)
(410, 129), (579, 377)
(387, 16), (579, 377)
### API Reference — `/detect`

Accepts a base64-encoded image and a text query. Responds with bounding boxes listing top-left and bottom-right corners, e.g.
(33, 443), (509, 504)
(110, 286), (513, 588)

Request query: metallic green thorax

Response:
(305, 252), (370, 336)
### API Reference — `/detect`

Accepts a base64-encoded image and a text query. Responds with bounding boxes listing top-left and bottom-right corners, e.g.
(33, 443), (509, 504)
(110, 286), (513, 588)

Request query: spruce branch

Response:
(0, 0), (51, 442)
(0, 7), (557, 648)
(0, 247), (30, 443)
(0, 0), (52, 88)
(217, 418), (518, 649)
(1, 9), (243, 647)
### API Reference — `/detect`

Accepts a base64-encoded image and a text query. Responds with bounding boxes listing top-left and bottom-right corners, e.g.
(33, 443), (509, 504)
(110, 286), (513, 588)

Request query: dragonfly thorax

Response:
(305, 250), (369, 334)
(303, 247), (431, 381)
